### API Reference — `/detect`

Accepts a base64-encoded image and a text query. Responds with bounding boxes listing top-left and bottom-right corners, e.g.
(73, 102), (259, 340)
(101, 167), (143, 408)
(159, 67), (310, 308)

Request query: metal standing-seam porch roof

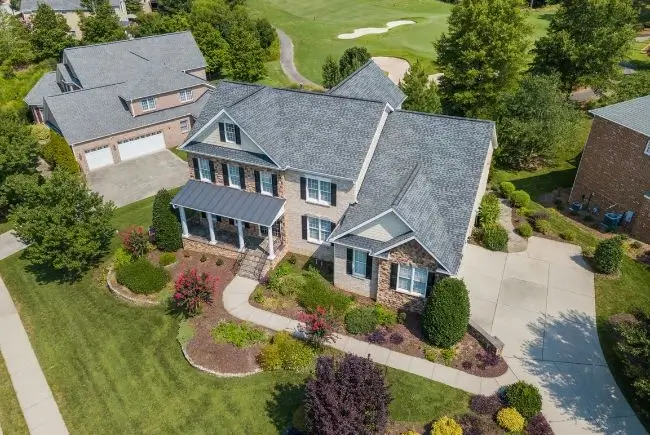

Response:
(171, 180), (285, 227)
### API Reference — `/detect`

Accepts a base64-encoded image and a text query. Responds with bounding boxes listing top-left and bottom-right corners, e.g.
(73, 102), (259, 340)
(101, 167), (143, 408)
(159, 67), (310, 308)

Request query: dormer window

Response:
(179, 89), (193, 102)
(224, 122), (237, 143)
(645, 139), (650, 156)
(141, 97), (156, 112)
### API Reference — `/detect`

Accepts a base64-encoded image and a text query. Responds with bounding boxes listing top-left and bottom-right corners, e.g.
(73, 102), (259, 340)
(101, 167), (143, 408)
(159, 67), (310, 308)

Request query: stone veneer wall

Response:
(376, 239), (438, 313)
(182, 238), (241, 259)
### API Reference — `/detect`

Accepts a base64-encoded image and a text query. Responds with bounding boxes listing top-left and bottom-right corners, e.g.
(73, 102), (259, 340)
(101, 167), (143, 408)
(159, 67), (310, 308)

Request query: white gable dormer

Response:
(194, 112), (262, 154)
(350, 211), (410, 242)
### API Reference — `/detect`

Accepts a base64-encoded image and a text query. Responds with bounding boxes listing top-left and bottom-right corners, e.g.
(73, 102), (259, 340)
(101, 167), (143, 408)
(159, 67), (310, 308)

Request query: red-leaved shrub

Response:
(171, 268), (217, 316)
(526, 414), (554, 435)
(298, 306), (336, 345)
(119, 225), (149, 258)
(470, 394), (504, 415)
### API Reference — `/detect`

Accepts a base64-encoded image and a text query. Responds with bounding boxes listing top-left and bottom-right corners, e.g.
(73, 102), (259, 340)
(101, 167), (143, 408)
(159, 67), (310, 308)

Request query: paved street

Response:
(458, 237), (643, 434)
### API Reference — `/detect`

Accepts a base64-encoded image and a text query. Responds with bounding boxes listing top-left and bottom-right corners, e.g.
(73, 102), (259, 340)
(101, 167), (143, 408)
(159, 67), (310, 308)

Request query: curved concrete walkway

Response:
(276, 28), (319, 88)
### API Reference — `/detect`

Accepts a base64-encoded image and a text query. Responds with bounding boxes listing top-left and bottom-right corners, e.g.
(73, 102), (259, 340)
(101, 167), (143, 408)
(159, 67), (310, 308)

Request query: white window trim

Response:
(180, 119), (190, 132)
(395, 264), (428, 298)
(227, 164), (241, 189)
(179, 89), (193, 102)
(645, 139), (650, 156)
(224, 122), (237, 143)
(305, 175), (331, 206)
(260, 171), (273, 196)
(198, 158), (211, 182)
(307, 216), (331, 244)
(351, 249), (367, 278)
(140, 97), (156, 112)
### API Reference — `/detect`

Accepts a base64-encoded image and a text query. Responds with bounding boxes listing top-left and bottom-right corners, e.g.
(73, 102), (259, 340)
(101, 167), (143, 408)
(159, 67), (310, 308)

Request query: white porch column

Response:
(267, 226), (275, 260)
(179, 206), (189, 237)
(207, 213), (216, 244)
(236, 219), (245, 252)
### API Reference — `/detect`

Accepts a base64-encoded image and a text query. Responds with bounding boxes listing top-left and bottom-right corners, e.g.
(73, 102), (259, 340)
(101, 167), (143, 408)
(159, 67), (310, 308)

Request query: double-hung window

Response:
(140, 97), (156, 111)
(179, 119), (189, 132)
(228, 164), (241, 188)
(260, 172), (273, 196)
(306, 177), (331, 205)
(224, 123), (237, 143)
(397, 264), (428, 297)
(179, 89), (193, 102)
(645, 140), (650, 156)
(307, 217), (331, 243)
(352, 249), (367, 278)
(198, 158), (211, 182)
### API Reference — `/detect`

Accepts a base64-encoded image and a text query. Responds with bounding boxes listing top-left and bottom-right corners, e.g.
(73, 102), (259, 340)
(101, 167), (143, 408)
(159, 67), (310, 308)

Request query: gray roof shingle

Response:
(171, 180), (285, 226)
(118, 59), (206, 101)
(328, 60), (406, 109)
(331, 111), (494, 274)
(590, 95), (650, 137)
(20, 0), (120, 12)
(24, 72), (62, 106)
(183, 141), (278, 169)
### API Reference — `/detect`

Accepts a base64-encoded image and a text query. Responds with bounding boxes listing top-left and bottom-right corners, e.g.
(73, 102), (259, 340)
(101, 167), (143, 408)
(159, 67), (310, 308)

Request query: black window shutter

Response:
(300, 177), (307, 200)
(346, 248), (353, 275)
(389, 264), (398, 289)
(218, 122), (225, 142)
(229, 218), (234, 225)
(365, 253), (372, 279)
(301, 216), (307, 240)
(330, 221), (336, 232)
(272, 174), (278, 197)
(331, 183), (337, 206)
(245, 222), (250, 229)
(192, 157), (199, 179)
(426, 272), (435, 297)
(254, 171), (261, 193)
(239, 166), (246, 189)
(208, 160), (216, 183)
(216, 215), (221, 222)
(222, 163), (229, 186)
(234, 126), (241, 144)
(200, 212), (206, 218)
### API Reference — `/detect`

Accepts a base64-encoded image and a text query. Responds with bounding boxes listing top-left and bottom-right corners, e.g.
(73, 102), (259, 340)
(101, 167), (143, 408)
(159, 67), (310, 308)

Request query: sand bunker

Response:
(337, 20), (415, 40)
(372, 57), (410, 85)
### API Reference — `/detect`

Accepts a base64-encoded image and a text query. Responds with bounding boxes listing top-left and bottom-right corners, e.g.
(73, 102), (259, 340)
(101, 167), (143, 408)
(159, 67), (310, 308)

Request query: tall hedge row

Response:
(41, 132), (80, 174)
(152, 189), (182, 252)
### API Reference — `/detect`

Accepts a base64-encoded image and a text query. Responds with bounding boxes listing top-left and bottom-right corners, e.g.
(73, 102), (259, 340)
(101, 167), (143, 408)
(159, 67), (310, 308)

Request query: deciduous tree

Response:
(321, 55), (340, 89)
(254, 17), (275, 50)
(532, 0), (636, 90)
(225, 11), (265, 82)
(30, 4), (75, 61)
(399, 60), (441, 113)
(191, 21), (230, 77)
(435, 0), (529, 118)
(0, 13), (35, 73)
(338, 46), (370, 78)
(130, 12), (190, 37)
(156, 0), (191, 14)
(79, 0), (126, 44)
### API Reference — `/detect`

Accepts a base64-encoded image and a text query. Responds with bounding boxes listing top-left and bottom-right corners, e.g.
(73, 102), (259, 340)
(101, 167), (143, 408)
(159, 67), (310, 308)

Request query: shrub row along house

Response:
(171, 60), (496, 313)
(24, 32), (211, 173)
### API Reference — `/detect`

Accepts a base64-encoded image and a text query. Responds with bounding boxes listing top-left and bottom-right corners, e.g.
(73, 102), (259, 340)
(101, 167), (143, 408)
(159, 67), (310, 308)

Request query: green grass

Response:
(170, 148), (188, 161)
(0, 195), (469, 433)
(246, 0), (554, 84)
(0, 219), (14, 234)
(0, 63), (52, 113)
(258, 60), (295, 88)
(0, 352), (28, 434)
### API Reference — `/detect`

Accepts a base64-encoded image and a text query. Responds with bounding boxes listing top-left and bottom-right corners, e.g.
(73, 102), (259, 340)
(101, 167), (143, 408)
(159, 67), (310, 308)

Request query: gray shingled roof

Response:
(182, 142), (278, 169)
(328, 60), (406, 109)
(331, 111), (494, 274)
(23, 72), (63, 106)
(45, 85), (211, 144)
(20, 0), (120, 12)
(171, 180), (285, 226)
(590, 95), (650, 137)
(63, 32), (206, 89)
(184, 81), (386, 180)
(118, 59), (206, 101)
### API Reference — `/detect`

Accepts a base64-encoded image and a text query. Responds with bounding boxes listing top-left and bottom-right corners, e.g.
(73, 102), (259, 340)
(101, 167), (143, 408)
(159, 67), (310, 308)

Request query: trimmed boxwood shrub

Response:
(345, 307), (378, 335)
(516, 222), (533, 238)
(116, 258), (170, 294)
(496, 407), (525, 432)
(431, 416), (462, 435)
(505, 381), (542, 419)
(258, 331), (315, 372)
(534, 219), (552, 235)
(152, 189), (183, 252)
(422, 278), (470, 348)
(481, 223), (508, 251)
(594, 236), (624, 274)
(509, 190), (530, 208)
(478, 193), (500, 226)
(297, 270), (353, 316)
(499, 181), (516, 198)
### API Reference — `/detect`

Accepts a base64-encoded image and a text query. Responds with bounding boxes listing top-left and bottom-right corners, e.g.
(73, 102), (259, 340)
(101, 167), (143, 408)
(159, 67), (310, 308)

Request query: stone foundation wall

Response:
(182, 238), (240, 259)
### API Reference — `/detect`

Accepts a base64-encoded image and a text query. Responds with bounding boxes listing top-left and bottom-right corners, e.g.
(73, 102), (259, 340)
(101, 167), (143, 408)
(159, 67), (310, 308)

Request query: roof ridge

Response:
(63, 31), (193, 52)
(391, 163), (421, 207)
(394, 108), (496, 125)
(44, 81), (127, 98)
(327, 59), (375, 93)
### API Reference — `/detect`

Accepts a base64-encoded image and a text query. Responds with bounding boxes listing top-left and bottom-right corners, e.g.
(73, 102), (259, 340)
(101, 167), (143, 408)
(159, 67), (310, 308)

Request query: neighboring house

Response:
(24, 32), (212, 173)
(570, 96), (650, 243)
(19, 0), (129, 38)
(171, 60), (497, 312)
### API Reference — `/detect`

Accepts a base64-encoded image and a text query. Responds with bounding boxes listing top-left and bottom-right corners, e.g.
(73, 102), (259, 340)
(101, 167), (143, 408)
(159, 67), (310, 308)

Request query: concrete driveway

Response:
(86, 150), (188, 207)
(458, 237), (644, 434)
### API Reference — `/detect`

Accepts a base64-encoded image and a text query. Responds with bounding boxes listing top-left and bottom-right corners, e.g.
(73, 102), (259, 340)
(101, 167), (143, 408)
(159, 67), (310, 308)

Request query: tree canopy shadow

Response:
(265, 382), (305, 434)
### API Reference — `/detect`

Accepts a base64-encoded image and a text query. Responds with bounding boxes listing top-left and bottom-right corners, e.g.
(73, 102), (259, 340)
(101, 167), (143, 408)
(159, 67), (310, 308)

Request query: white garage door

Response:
(117, 131), (165, 161)
(85, 145), (114, 171)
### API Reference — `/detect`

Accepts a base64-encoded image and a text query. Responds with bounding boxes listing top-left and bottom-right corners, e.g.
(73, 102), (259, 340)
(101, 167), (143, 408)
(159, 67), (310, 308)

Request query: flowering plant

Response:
(298, 306), (336, 345)
(119, 225), (149, 258)
(171, 268), (217, 316)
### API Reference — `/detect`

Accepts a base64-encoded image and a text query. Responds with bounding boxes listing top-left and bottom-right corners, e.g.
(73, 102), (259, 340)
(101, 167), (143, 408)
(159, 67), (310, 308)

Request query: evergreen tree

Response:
(254, 17), (275, 50)
(30, 3), (75, 61)
(435, 0), (529, 119)
(338, 46), (371, 78)
(532, 0), (636, 90)
(225, 12), (265, 82)
(191, 21), (230, 77)
(79, 0), (126, 44)
(322, 55), (341, 88)
(0, 13), (35, 72)
(152, 189), (182, 252)
(399, 60), (441, 113)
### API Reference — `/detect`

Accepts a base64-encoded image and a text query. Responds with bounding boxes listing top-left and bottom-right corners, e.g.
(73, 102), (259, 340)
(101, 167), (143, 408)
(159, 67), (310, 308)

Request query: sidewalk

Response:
(0, 232), (26, 260)
(223, 276), (519, 396)
(499, 198), (527, 252)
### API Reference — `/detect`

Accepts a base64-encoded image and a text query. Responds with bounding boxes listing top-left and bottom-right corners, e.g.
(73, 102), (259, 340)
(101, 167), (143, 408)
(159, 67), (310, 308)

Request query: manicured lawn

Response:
(0, 63), (52, 113)
(258, 60), (295, 88)
(0, 352), (28, 434)
(170, 147), (188, 161)
(246, 0), (554, 84)
(0, 195), (469, 433)
(0, 219), (14, 235)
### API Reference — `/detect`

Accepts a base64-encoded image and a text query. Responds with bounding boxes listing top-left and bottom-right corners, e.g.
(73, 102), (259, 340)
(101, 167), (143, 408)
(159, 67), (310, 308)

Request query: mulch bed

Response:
(251, 287), (508, 378)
